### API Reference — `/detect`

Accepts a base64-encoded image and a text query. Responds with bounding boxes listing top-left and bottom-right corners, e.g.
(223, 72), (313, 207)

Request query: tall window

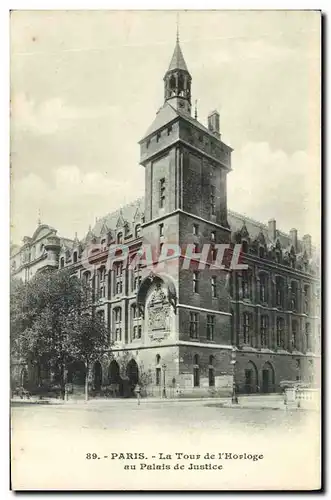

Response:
(275, 276), (284, 308)
(159, 178), (166, 208)
(207, 315), (215, 341)
(113, 308), (122, 342)
(259, 246), (265, 259)
(305, 323), (312, 351)
(259, 273), (268, 303)
(114, 262), (123, 295)
(98, 267), (106, 299)
(193, 354), (200, 387)
(304, 285), (310, 314)
(73, 251), (78, 263)
(211, 230), (216, 242)
(156, 367), (161, 386)
(159, 223), (164, 238)
(132, 264), (141, 292)
(260, 315), (268, 347)
(190, 312), (199, 339)
(276, 317), (285, 349)
(243, 312), (251, 345)
(208, 355), (215, 387)
(193, 224), (199, 235)
(97, 309), (105, 324)
(60, 257), (65, 269)
(117, 232), (123, 244)
(193, 271), (199, 293)
(290, 281), (298, 311)
(210, 186), (216, 215)
(292, 320), (298, 350)
(242, 270), (251, 300)
(135, 225), (141, 238)
(211, 276), (217, 298)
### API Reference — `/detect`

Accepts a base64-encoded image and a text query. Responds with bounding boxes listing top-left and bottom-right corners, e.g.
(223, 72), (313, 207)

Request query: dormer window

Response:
(60, 257), (65, 269)
(73, 251), (78, 264)
(135, 225), (141, 238)
(117, 232), (123, 245)
(259, 246), (265, 259)
(156, 132), (161, 142)
(242, 240), (248, 254)
(167, 125), (172, 135)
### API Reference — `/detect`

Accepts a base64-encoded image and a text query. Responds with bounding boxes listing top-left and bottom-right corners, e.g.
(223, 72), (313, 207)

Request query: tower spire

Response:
(176, 12), (180, 42)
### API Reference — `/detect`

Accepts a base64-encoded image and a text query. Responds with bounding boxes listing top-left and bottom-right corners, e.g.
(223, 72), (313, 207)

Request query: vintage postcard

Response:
(10, 10), (321, 491)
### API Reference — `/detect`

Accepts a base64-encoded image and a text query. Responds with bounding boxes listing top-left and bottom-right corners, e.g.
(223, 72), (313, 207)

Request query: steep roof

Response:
(90, 197), (145, 238)
(167, 40), (190, 74)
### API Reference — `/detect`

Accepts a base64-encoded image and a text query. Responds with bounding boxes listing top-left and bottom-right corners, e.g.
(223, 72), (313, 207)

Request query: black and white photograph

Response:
(9, 9), (321, 491)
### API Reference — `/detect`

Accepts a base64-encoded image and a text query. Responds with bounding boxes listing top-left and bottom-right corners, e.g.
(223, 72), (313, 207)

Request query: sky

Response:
(10, 10), (321, 245)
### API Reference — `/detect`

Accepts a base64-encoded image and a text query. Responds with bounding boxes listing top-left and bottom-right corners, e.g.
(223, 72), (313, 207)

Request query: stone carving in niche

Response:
(147, 283), (171, 342)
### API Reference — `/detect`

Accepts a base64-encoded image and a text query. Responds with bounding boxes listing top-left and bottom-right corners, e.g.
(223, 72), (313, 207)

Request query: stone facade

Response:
(10, 36), (321, 397)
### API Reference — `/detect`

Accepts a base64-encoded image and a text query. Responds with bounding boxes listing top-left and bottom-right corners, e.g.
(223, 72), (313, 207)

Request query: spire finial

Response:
(194, 99), (198, 120)
(37, 208), (41, 226)
(176, 12), (179, 42)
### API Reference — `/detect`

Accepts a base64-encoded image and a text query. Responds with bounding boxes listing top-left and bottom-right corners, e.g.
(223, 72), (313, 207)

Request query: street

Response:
(11, 398), (320, 491)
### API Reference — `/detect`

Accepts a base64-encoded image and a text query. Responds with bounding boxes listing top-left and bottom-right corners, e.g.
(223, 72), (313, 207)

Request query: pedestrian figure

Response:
(135, 384), (141, 405)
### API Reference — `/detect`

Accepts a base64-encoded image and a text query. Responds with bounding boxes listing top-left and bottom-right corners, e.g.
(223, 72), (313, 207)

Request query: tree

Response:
(65, 311), (109, 401)
(10, 268), (110, 399)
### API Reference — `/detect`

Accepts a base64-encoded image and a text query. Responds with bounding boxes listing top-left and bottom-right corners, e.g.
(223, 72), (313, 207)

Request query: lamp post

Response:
(162, 363), (167, 398)
(230, 347), (238, 404)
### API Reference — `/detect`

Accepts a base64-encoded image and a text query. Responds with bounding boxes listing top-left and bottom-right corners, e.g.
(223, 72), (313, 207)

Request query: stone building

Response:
(11, 36), (321, 397)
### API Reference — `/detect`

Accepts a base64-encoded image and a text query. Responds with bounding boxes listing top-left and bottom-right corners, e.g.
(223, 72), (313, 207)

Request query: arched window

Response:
(117, 232), (123, 244)
(156, 354), (161, 365)
(60, 257), (65, 269)
(73, 251), (78, 264)
(242, 270), (251, 300)
(155, 354), (161, 385)
(193, 354), (200, 387)
(135, 225), (141, 238)
(242, 240), (248, 254)
(275, 276), (284, 307)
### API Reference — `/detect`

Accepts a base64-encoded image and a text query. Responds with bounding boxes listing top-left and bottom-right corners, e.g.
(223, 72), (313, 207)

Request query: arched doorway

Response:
(244, 361), (258, 394)
(20, 368), (28, 388)
(261, 362), (275, 393)
(108, 360), (122, 397)
(67, 361), (86, 385)
(127, 359), (139, 394)
(93, 361), (102, 390)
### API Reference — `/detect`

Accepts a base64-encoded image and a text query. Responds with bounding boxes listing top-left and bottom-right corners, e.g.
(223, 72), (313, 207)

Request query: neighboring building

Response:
(11, 36), (321, 397)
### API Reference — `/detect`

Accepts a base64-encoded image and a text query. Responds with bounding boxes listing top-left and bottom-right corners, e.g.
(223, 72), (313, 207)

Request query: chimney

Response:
(289, 228), (298, 250)
(268, 219), (276, 241)
(207, 110), (220, 139)
(303, 234), (312, 257)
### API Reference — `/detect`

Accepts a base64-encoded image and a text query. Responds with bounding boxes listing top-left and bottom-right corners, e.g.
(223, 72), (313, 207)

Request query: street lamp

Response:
(230, 347), (238, 404)
(162, 363), (167, 398)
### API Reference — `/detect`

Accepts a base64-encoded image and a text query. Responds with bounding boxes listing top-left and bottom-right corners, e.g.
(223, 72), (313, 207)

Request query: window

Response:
(146, 139), (150, 149)
(97, 310), (105, 324)
(304, 285), (310, 314)
(132, 304), (138, 319)
(242, 240), (248, 254)
(209, 356), (215, 387)
(135, 225), (141, 238)
(259, 246), (265, 259)
(193, 271), (199, 293)
(243, 313), (251, 345)
(193, 224), (199, 236)
(156, 132), (161, 142)
(305, 323), (312, 351)
(210, 186), (216, 215)
(117, 232), (123, 244)
(159, 223), (164, 238)
(114, 262), (123, 296)
(207, 315), (215, 341)
(190, 312), (199, 339)
(211, 230), (216, 242)
(73, 251), (78, 264)
(60, 257), (65, 269)
(259, 274), (268, 303)
(132, 264), (141, 292)
(211, 245), (217, 262)
(156, 367), (161, 385)
(260, 316), (268, 347)
(276, 317), (285, 349)
(211, 276), (217, 298)
(193, 243), (199, 253)
(159, 178), (166, 208)
(97, 267), (106, 299)
(193, 354), (200, 387)
(275, 276), (284, 307)
(292, 320), (298, 350)
(290, 281), (298, 311)
(167, 125), (172, 136)
(113, 308), (122, 342)
(242, 270), (251, 300)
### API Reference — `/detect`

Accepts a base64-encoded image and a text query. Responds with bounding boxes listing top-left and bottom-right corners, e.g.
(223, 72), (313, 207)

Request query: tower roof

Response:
(166, 39), (190, 74)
